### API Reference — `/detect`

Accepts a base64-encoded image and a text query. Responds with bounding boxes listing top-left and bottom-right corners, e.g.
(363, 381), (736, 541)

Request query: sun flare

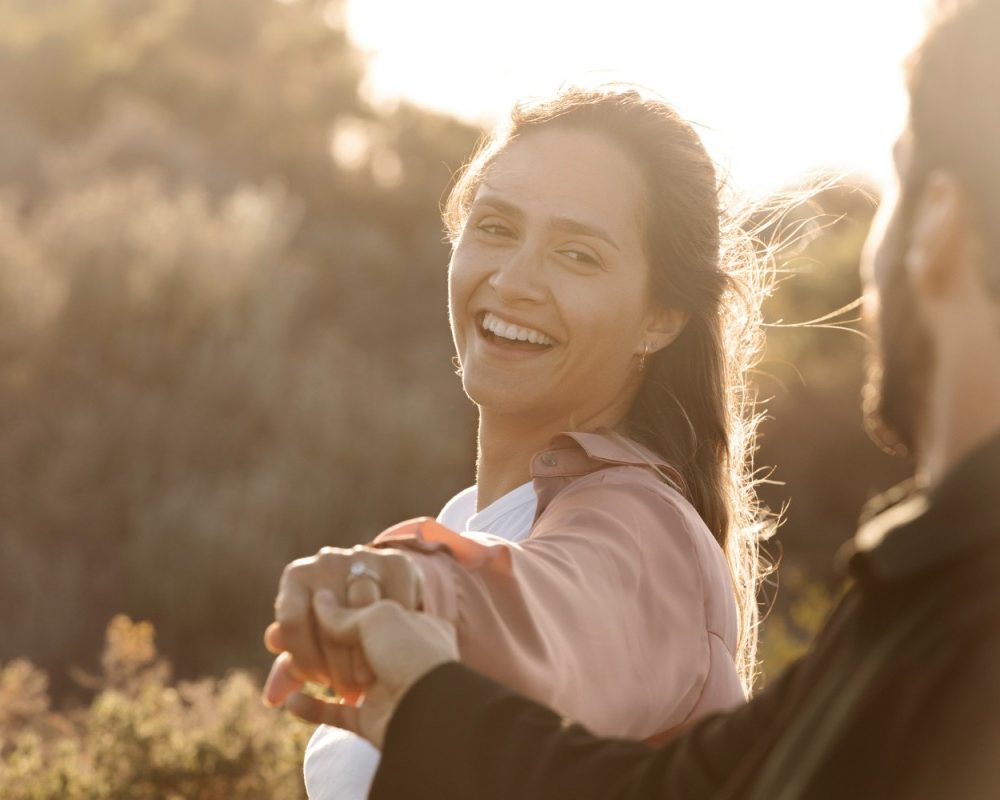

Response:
(344, 0), (931, 197)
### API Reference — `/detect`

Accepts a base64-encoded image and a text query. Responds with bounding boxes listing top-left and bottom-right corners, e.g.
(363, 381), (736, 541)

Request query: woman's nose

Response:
(487, 244), (546, 304)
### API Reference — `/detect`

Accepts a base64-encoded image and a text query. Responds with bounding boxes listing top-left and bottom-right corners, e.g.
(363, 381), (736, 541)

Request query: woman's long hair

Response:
(442, 87), (773, 693)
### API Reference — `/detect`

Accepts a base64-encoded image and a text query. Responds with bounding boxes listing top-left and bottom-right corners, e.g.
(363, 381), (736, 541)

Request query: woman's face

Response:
(449, 126), (661, 428)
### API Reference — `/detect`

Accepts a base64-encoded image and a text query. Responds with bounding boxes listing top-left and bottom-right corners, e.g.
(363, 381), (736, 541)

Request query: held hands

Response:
(264, 545), (422, 700)
(262, 544), (457, 747)
(271, 592), (458, 748)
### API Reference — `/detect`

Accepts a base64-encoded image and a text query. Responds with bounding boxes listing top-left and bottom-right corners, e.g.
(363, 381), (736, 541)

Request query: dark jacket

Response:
(372, 433), (1000, 799)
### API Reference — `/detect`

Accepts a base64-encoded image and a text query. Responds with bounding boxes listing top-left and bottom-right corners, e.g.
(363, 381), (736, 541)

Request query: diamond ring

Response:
(345, 561), (383, 592)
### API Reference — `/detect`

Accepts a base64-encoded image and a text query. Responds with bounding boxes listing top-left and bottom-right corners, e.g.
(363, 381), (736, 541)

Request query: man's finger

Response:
(312, 590), (366, 642)
(312, 592), (377, 687)
(351, 646), (374, 687)
(262, 651), (306, 708)
(311, 589), (365, 698)
(344, 573), (380, 686)
(285, 691), (364, 736)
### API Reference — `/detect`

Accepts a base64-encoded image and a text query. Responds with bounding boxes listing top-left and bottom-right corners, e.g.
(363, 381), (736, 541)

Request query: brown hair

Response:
(443, 87), (772, 692)
(907, 0), (1000, 296)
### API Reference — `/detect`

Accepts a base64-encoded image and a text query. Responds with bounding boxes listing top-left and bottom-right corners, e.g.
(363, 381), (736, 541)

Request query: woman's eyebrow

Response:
(474, 195), (526, 221)
(473, 194), (621, 252)
(550, 215), (621, 252)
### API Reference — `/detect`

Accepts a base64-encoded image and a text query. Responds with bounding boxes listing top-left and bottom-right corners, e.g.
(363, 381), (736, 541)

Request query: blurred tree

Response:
(0, 0), (480, 686)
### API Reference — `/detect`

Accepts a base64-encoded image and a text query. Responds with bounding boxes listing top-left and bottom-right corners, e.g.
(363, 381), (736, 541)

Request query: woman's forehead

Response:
(475, 127), (645, 242)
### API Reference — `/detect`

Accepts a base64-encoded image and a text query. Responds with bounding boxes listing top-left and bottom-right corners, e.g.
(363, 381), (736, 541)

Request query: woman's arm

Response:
(373, 474), (741, 739)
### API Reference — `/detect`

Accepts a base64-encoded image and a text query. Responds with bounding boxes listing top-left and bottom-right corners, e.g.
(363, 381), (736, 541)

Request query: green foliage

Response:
(0, 617), (311, 799)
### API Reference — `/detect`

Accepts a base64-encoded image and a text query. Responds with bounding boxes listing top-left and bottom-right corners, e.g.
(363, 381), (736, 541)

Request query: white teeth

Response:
(481, 312), (554, 346)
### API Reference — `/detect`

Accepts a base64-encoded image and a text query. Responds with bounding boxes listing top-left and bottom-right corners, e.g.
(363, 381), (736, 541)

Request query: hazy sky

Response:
(341, 0), (933, 197)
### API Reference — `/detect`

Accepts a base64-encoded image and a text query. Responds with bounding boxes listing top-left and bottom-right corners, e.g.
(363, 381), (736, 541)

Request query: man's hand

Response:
(263, 545), (422, 704)
(280, 591), (458, 749)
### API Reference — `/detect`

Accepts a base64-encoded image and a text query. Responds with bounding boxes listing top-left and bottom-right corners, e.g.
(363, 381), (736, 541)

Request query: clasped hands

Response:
(261, 544), (458, 748)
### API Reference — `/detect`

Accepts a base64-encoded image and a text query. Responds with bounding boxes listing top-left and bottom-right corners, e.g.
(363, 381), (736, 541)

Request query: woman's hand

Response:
(283, 592), (459, 750)
(262, 545), (422, 705)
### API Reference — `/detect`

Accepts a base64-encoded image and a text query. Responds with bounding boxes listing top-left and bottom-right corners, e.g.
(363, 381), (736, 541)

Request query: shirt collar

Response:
(847, 430), (1000, 584)
(529, 430), (687, 515)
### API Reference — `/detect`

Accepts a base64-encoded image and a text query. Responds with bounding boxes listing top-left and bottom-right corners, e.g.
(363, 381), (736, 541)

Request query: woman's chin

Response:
(462, 375), (546, 419)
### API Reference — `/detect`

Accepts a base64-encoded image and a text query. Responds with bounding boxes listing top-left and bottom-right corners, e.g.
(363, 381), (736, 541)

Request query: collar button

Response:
(540, 452), (558, 467)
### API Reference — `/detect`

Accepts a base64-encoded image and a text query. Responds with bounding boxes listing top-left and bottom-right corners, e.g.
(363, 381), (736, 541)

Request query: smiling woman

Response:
(263, 86), (774, 800)
(449, 127), (688, 453)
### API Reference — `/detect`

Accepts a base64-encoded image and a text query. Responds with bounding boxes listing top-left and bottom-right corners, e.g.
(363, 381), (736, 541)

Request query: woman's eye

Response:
(476, 221), (513, 237)
(559, 248), (601, 267)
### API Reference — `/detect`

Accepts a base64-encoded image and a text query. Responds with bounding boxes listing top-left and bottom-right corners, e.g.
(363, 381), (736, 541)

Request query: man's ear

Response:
(904, 170), (967, 297)
(643, 307), (690, 355)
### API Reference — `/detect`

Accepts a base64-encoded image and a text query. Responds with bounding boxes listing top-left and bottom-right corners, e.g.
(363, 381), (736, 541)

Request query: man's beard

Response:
(863, 254), (934, 458)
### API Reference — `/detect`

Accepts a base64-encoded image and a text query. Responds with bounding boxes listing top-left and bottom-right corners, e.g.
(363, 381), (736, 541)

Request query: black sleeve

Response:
(905, 632), (1000, 800)
(371, 661), (800, 800)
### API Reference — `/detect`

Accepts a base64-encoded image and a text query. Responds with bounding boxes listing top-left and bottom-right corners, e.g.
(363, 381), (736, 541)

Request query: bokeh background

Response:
(0, 0), (921, 795)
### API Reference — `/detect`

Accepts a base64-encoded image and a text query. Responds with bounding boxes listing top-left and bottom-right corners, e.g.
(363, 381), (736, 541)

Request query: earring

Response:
(451, 355), (463, 377)
(638, 342), (649, 374)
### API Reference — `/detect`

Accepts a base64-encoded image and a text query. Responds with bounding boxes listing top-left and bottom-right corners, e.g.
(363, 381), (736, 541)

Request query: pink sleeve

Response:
(372, 475), (739, 739)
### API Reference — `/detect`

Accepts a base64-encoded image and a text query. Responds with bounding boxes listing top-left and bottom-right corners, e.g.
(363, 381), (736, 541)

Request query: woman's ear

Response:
(643, 307), (689, 355)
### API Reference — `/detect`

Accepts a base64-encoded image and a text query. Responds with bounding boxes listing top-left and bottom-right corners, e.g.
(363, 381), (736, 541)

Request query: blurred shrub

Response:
(0, 0), (480, 686)
(757, 568), (839, 683)
(0, 616), (311, 799)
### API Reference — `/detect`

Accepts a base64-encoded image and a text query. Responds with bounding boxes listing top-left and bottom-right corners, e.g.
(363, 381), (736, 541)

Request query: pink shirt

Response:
(374, 431), (745, 740)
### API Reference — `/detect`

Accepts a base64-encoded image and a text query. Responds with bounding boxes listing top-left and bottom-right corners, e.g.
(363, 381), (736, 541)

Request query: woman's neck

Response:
(474, 416), (549, 511)
(474, 406), (629, 511)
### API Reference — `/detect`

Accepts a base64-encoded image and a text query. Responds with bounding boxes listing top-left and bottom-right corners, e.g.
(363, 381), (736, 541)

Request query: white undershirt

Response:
(303, 482), (537, 800)
(436, 481), (538, 543)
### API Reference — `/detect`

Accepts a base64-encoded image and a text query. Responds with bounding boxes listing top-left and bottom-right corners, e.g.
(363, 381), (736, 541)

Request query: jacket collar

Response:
(847, 430), (1000, 584)
(529, 430), (687, 516)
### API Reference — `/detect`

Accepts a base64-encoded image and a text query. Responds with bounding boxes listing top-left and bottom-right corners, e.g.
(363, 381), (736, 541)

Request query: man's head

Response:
(863, 0), (1000, 464)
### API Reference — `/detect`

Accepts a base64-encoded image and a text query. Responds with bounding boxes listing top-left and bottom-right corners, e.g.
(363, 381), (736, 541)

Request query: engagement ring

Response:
(345, 561), (383, 591)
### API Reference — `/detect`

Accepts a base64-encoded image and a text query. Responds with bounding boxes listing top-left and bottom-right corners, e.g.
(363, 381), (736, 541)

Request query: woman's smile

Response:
(472, 311), (558, 361)
(480, 311), (557, 347)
